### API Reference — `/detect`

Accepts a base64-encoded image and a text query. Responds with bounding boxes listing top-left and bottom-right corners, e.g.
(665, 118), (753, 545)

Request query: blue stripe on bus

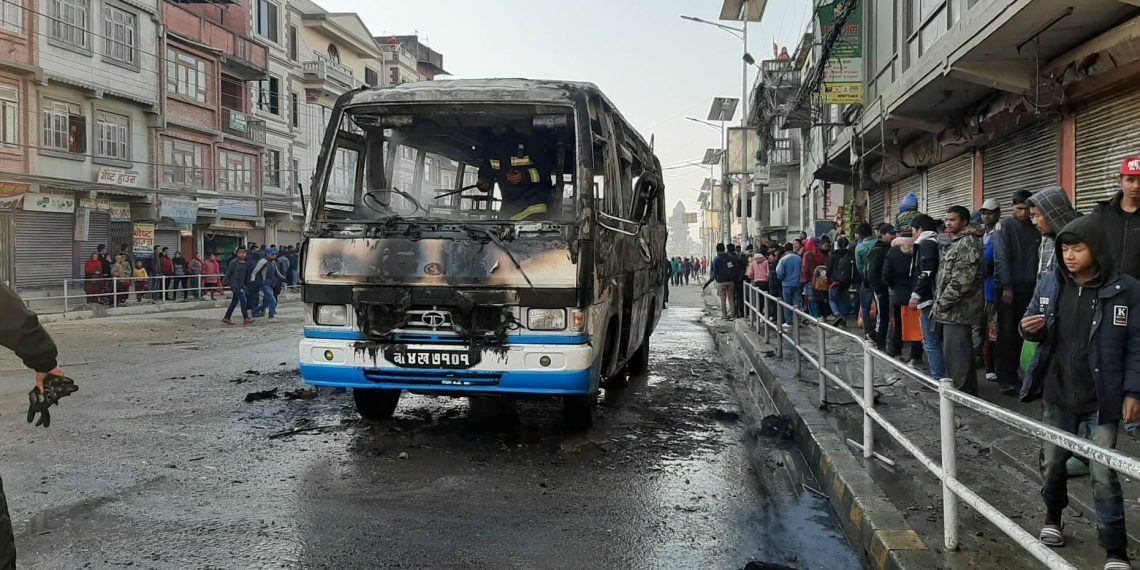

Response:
(300, 362), (595, 395)
(303, 329), (590, 345)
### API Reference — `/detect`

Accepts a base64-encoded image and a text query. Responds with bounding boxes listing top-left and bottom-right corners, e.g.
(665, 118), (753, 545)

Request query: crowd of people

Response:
(698, 157), (1140, 569)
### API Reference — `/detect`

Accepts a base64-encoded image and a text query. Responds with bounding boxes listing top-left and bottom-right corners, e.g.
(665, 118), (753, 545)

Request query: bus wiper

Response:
(463, 225), (535, 290)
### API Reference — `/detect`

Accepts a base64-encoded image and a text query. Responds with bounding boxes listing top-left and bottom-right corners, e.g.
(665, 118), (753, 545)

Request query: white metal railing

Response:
(739, 282), (1140, 570)
(24, 275), (301, 316)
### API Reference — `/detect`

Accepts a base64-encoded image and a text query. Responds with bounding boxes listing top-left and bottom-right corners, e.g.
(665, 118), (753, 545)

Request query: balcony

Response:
(761, 59), (799, 103)
(222, 108), (266, 144)
(164, 3), (267, 80)
(302, 60), (356, 102)
(769, 138), (799, 167)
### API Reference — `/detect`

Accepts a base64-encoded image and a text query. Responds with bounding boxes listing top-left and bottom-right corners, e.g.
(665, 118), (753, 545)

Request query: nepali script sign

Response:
(133, 223), (155, 256)
(817, 0), (864, 105)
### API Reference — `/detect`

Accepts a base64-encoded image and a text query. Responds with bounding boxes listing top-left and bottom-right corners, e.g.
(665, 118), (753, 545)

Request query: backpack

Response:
(812, 266), (829, 291)
(832, 251), (854, 288)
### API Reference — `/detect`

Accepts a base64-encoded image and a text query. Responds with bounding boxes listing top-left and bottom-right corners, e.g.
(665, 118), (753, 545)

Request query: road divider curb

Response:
(38, 300), (231, 323)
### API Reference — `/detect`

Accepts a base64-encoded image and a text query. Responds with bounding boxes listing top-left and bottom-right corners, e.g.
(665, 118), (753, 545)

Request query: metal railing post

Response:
(863, 341), (875, 459)
(775, 297), (783, 358)
(940, 377), (959, 551)
(161, 275), (167, 304)
(761, 290), (770, 344)
(793, 310), (801, 376)
(113, 279), (118, 308)
(817, 323), (826, 408)
(62, 280), (68, 317)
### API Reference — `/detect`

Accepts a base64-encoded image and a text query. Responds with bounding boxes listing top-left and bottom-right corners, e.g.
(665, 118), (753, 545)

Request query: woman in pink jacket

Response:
(201, 254), (223, 300)
(745, 245), (771, 314)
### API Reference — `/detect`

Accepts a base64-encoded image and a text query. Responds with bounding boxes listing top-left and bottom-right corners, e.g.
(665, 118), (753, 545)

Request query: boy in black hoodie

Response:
(1020, 215), (1140, 569)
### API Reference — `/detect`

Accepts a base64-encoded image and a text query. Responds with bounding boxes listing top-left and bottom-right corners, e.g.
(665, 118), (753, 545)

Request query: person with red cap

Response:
(1093, 157), (1140, 281)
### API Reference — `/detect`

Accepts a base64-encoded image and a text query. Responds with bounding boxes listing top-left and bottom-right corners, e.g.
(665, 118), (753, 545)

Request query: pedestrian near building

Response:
(882, 235), (923, 363)
(1019, 215), (1140, 570)
(801, 238), (827, 318)
(910, 214), (947, 380)
(866, 224), (896, 350)
(275, 252), (291, 297)
(1028, 187), (1083, 283)
(252, 247), (286, 319)
(132, 260), (149, 303)
(82, 252), (102, 305)
(702, 243), (740, 320)
(775, 242), (804, 326)
(111, 254), (130, 306)
(0, 284), (65, 569)
(222, 247), (254, 325)
(746, 245), (770, 315)
(159, 249), (175, 301)
(980, 199), (1001, 382)
(202, 254), (222, 300)
(932, 206), (984, 395)
(853, 223), (877, 340)
(895, 192), (920, 234)
(826, 237), (856, 327)
(1093, 157), (1140, 281)
(734, 249), (748, 317)
(993, 189), (1042, 396)
(187, 254), (204, 299)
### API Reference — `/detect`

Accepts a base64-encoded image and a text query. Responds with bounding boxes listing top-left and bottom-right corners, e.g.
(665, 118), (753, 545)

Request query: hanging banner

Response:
(159, 197), (199, 225)
(109, 201), (132, 222)
(0, 182), (29, 210)
(22, 189), (75, 213)
(79, 194), (112, 211)
(74, 207), (90, 241)
(817, 0), (864, 104)
(218, 199), (258, 219)
(133, 222), (155, 256)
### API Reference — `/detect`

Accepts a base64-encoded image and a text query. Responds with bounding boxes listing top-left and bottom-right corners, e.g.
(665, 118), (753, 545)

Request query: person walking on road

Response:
(702, 243), (740, 321)
(202, 254), (222, 301)
(1093, 157), (1140, 282)
(1019, 215), (1140, 570)
(910, 214), (947, 380)
(222, 247), (254, 325)
(0, 283), (65, 569)
(994, 190), (1042, 396)
(932, 206), (984, 395)
(252, 247), (286, 320)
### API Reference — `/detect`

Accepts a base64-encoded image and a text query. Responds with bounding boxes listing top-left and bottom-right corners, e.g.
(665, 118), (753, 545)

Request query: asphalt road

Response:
(0, 286), (860, 569)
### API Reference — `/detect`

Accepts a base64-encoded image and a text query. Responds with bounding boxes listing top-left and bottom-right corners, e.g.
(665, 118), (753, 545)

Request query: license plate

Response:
(384, 347), (479, 369)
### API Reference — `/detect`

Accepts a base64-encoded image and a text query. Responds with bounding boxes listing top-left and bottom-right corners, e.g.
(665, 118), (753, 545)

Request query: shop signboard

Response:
(22, 189), (75, 213)
(74, 207), (90, 241)
(133, 222), (155, 256)
(109, 201), (132, 222)
(817, 0), (864, 104)
(159, 197), (199, 225)
(0, 182), (30, 210)
(96, 166), (140, 187)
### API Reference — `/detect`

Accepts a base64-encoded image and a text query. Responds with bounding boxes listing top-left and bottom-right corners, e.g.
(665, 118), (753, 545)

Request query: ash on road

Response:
(0, 287), (860, 569)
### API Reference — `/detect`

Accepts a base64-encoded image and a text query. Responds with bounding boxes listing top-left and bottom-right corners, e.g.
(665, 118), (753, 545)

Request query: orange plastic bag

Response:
(901, 305), (923, 342)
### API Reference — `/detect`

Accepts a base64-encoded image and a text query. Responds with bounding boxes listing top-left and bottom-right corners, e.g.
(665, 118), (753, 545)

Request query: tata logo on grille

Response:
(422, 311), (448, 328)
(424, 262), (443, 275)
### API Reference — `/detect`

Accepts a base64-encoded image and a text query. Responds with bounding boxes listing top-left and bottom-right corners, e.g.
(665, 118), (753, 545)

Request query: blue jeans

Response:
(829, 288), (851, 317)
(224, 287), (249, 320)
(859, 285), (875, 337)
(782, 285), (802, 324)
(1041, 402), (1126, 551)
(919, 306), (946, 379)
(258, 284), (277, 317)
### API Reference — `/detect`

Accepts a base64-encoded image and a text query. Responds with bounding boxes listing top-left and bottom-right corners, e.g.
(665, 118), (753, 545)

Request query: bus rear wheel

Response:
(353, 388), (401, 420)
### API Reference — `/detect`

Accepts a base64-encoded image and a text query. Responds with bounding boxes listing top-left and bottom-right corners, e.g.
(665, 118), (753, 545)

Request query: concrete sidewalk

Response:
(35, 291), (301, 324)
(717, 287), (1140, 569)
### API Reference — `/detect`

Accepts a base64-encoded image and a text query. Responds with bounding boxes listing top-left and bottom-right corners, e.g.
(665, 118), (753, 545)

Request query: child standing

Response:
(1020, 215), (1140, 570)
(131, 260), (149, 303)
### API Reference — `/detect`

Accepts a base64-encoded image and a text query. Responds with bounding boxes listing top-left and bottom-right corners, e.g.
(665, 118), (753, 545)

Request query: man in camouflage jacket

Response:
(932, 206), (984, 394)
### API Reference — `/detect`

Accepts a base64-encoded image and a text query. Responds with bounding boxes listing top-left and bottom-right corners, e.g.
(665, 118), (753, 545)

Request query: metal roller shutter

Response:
(983, 122), (1059, 210)
(73, 211), (110, 278)
(248, 228), (266, 246)
(155, 230), (181, 255)
(1075, 91), (1140, 212)
(925, 153), (974, 218)
(14, 211), (74, 290)
(869, 190), (887, 225)
(276, 231), (302, 248)
(891, 174), (922, 223)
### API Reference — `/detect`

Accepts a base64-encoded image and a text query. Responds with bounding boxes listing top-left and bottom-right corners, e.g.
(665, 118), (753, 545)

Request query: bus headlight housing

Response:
(315, 304), (349, 326)
(528, 308), (566, 331)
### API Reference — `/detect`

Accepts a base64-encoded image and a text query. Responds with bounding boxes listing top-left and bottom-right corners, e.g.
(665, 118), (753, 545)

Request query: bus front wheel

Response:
(353, 388), (401, 420)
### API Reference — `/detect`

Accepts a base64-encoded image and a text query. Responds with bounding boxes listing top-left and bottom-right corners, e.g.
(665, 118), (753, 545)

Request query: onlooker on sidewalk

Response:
(110, 254), (131, 306)
(222, 247), (254, 325)
(866, 224), (895, 350)
(979, 199), (1001, 383)
(910, 214), (947, 381)
(1028, 187), (1083, 282)
(768, 246), (785, 318)
(187, 253), (204, 300)
(746, 245), (770, 315)
(1093, 157), (1140, 281)
(252, 247), (286, 319)
(994, 189), (1042, 396)
(775, 241), (804, 327)
(202, 253), (222, 301)
(826, 237), (856, 327)
(734, 249), (748, 317)
(853, 223), (877, 340)
(702, 243), (740, 320)
(132, 260), (149, 303)
(1019, 215), (1140, 570)
(932, 206), (984, 395)
(82, 252), (103, 305)
(171, 252), (188, 301)
(800, 238), (826, 318)
(895, 192), (920, 234)
(159, 248), (175, 301)
(882, 234), (922, 363)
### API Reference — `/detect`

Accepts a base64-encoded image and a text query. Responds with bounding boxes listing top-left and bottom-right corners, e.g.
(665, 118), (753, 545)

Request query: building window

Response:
(290, 92), (299, 127)
(95, 110), (128, 160)
(218, 151), (254, 194)
(287, 24), (297, 61)
(257, 76), (279, 115)
(162, 139), (205, 189)
(0, 85), (17, 145)
(102, 4), (136, 65)
(1, 0), (22, 32)
(48, 0), (89, 50)
(41, 99), (85, 153)
(327, 44), (340, 63)
(265, 149), (280, 187)
(364, 67), (378, 87)
(389, 67), (399, 85)
(254, 0), (278, 43)
(166, 49), (207, 103)
(291, 158), (300, 194)
(328, 148), (358, 204)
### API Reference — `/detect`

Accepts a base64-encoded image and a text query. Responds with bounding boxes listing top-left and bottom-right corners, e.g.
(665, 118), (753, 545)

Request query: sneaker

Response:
(222, 318), (234, 325)
(1066, 456), (1090, 477)
(985, 372), (998, 383)
(1104, 556), (1130, 570)
(243, 318), (255, 325)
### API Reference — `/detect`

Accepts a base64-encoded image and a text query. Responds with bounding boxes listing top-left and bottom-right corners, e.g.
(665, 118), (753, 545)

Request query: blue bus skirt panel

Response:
(300, 362), (598, 395)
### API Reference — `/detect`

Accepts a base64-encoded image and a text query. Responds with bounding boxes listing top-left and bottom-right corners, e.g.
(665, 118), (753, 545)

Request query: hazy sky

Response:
(329, 0), (815, 213)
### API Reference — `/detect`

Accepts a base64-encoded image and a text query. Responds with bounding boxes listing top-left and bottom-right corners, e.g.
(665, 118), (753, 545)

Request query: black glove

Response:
(27, 375), (78, 428)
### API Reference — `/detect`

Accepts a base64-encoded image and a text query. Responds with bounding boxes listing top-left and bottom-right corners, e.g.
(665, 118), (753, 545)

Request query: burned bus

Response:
(298, 79), (666, 426)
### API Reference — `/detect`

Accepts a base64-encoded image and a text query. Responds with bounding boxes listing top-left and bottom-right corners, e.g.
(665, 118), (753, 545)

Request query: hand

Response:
(506, 171), (524, 185)
(1125, 397), (1140, 423)
(1020, 314), (1046, 334)
(476, 180), (492, 192)
(35, 367), (64, 394)
(908, 298), (919, 309)
(1002, 289), (1014, 304)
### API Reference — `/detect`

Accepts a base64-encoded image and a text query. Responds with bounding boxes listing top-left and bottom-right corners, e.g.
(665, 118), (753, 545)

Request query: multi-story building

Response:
(381, 35), (446, 84)
(0, 0), (38, 287)
(799, 0), (1140, 232)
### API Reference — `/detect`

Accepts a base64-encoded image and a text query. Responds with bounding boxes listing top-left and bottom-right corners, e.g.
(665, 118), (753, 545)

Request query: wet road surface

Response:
(0, 287), (860, 569)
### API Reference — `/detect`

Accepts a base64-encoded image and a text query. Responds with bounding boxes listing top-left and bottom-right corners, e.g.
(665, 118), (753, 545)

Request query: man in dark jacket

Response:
(0, 284), (64, 568)
(222, 247), (254, 325)
(1093, 157), (1140, 281)
(866, 224), (895, 350)
(826, 237), (855, 327)
(1019, 215), (1140, 569)
(910, 214), (947, 381)
(993, 189), (1042, 396)
(1028, 187), (1083, 285)
(702, 243), (740, 320)
(882, 235), (922, 362)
